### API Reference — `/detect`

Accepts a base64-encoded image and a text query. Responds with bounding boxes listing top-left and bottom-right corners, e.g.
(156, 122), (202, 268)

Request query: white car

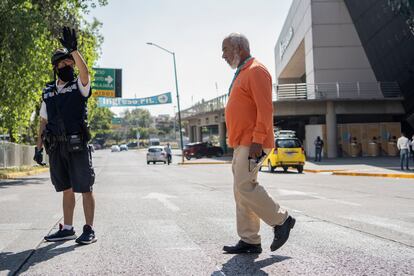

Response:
(120, 144), (128, 151)
(146, 146), (168, 164)
(111, 145), (120, 152)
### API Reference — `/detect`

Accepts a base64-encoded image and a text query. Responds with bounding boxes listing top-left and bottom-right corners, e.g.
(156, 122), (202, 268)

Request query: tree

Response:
(88, 96), (113, 140)
(122, 109), (152, 129)
(0, 0), (107, 142)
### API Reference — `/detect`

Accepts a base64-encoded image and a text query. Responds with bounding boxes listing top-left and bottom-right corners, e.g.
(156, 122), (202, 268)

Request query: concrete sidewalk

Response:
(305, 157), (414, 178)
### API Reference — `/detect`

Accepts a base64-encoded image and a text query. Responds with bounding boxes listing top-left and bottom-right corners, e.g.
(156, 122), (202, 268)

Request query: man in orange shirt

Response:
(222, 33), (295, 254)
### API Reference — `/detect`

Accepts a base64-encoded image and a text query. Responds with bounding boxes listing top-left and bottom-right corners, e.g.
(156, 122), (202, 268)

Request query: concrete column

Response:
(326, 101), (337, 158)
(189, 125), (195, 142)
(196, 126), (202, 142)
(218, 122), (227, 152)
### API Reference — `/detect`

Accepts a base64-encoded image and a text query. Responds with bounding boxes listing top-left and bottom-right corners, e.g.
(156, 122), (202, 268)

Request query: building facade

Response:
(273, 0), (408, 157)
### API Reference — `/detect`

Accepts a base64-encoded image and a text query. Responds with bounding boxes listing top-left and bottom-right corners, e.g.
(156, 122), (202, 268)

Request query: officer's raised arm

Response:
(59, 27), (89, 86)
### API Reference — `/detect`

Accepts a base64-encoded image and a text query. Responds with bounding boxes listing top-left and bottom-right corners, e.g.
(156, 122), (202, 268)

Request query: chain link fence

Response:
(0, 142), (48, 168)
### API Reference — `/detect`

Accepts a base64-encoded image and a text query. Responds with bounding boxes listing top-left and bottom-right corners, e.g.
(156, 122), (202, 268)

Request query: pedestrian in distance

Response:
(165, 143), (172, 165)
(397, 132), (410, 171)
(314, 136), (324, 162)
(33, 27), (97, 245)
(221, 33), (295, 254)
(411, 135), (414, 164)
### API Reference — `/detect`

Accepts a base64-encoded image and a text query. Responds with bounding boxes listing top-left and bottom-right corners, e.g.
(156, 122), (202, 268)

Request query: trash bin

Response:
(350, 143), (361, 157)
(367, 142), (379, 157)
(387, 142), (398, 156)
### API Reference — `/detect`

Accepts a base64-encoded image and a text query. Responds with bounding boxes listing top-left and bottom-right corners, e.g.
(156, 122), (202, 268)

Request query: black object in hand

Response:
(248, 151), (267, 172)
(59, 26), (78, 53)
(33, 147), (46, 166)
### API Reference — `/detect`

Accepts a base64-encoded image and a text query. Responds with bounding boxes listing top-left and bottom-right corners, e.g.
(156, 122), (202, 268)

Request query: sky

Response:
(86, 0), (292, 116)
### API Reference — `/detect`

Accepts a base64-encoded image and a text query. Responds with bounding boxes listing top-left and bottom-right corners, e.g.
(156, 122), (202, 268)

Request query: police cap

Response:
(51, 48), (74, 67)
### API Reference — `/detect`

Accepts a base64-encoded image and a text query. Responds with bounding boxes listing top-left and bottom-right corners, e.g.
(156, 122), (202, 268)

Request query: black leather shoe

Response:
(223, 240), (262, 254)
(270, 216), (296, 252)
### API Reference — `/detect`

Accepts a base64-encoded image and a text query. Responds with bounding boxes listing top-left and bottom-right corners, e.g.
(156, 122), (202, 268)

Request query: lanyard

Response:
(228, 57), (253, 95)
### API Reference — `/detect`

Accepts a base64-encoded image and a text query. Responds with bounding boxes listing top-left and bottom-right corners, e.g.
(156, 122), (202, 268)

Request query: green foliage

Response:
(122, 109), (152, 128)
(0, 0), (107, 143)
(88, 96), (113, 139)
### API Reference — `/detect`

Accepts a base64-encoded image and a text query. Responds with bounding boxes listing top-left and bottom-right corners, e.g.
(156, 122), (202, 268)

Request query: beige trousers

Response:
(232, 146), (288, 244)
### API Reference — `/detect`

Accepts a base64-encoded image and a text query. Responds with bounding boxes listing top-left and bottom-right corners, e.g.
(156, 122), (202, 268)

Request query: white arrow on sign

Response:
(105, 75), (113, 85)
(143, 193), (179, 212)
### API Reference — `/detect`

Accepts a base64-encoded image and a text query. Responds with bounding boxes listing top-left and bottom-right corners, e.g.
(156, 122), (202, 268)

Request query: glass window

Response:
(276, 139), (301, 148)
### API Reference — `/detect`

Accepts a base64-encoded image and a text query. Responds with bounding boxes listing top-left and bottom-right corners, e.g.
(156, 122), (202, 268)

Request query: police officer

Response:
(33, 27), (96, 245)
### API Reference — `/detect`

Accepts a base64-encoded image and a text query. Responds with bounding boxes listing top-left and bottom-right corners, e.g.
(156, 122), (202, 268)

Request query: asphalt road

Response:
(1, 149), (413, 275)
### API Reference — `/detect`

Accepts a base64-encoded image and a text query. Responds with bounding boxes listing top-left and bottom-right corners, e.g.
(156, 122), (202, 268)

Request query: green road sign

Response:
(93, 68), (115, 90)
(92, 68), (122, 98)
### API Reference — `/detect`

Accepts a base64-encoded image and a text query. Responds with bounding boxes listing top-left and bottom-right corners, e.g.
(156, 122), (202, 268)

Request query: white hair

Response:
(224, 33), (250, 53)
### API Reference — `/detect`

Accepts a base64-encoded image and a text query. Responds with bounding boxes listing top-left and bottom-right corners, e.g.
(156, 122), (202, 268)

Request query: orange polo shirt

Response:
(225, 58), (275, 149)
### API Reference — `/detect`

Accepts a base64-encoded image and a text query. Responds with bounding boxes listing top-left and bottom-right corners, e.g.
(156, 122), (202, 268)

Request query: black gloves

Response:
(33, 147), (46, 166)
(59, 26), (78, 53)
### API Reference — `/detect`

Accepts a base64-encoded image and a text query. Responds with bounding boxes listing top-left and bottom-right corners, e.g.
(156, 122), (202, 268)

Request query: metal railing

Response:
(181, 94), (229, 119)
(275, 82), (402, 100)
(0, 142), (41, 168)
(181, 82), (403, 119)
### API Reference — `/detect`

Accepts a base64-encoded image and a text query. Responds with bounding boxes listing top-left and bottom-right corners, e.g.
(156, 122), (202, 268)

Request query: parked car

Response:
(183, 142), (223, 160)
(127, 142), (138, 148)
(120, 144), (128, 151)
(146, 146), (168, 164)
(111, 145), (120, 152)
(261, 137), (306, 173)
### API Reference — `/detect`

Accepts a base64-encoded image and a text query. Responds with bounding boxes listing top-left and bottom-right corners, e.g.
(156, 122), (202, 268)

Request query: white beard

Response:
(230, 53), (241, 69)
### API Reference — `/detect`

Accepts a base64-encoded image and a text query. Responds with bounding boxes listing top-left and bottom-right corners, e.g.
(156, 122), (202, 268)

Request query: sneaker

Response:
(44, 223), (76, 242)
(75, 225), (97, 245)
(270, 215), (296, 252)
(223, 240), (262, 254)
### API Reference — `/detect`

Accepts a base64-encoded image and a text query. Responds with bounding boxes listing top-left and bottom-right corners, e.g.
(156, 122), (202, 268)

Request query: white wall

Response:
(311, 0), (377, 83)
(305, 124), (324, 158)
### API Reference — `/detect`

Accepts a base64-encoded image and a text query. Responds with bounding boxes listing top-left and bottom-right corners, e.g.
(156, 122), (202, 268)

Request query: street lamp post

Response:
(147, 42), (185, 162)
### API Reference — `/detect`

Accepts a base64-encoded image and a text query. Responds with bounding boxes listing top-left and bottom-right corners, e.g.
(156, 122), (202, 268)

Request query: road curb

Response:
(332, 171), (414, 179)
(178, 161), (232, 165)
(0, 168), (49, 179)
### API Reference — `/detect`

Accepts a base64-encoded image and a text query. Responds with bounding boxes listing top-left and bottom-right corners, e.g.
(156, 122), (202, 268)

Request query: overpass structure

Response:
(181, 82), (404, 158)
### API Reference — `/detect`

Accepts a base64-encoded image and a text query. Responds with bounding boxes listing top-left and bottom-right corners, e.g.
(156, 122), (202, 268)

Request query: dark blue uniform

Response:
(42, 79), (95, 193)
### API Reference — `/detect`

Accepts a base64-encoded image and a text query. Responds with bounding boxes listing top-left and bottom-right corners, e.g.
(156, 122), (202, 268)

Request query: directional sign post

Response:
(92, 68), (122, 98)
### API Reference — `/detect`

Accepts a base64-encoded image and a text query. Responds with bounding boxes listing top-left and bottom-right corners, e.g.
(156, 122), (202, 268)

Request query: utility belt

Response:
(43, 131), (88, 154)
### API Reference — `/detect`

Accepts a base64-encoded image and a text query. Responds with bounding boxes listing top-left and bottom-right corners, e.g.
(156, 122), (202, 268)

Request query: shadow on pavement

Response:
(260, 170), (300, 175)
(0, 177), (47, 189)
(211, 254), (291, 276)
(0, 242), (77, 275)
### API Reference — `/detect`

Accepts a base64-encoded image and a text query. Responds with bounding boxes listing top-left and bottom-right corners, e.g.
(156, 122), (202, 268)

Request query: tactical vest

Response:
(42, 79), (90, 136)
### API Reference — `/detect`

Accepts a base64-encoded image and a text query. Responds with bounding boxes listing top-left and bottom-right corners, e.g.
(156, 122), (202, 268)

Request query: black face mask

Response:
(56, 65), (75, 82)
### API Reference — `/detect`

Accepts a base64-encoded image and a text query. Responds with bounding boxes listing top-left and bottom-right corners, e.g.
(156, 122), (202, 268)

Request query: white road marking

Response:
(0, 194), (19, 202)
(278, 189), (361, 207)
(342, 215), (414, 236)
(277, 189), (312, 196)
(143, 192), (180, 212)
(312, 195), (361, 207)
